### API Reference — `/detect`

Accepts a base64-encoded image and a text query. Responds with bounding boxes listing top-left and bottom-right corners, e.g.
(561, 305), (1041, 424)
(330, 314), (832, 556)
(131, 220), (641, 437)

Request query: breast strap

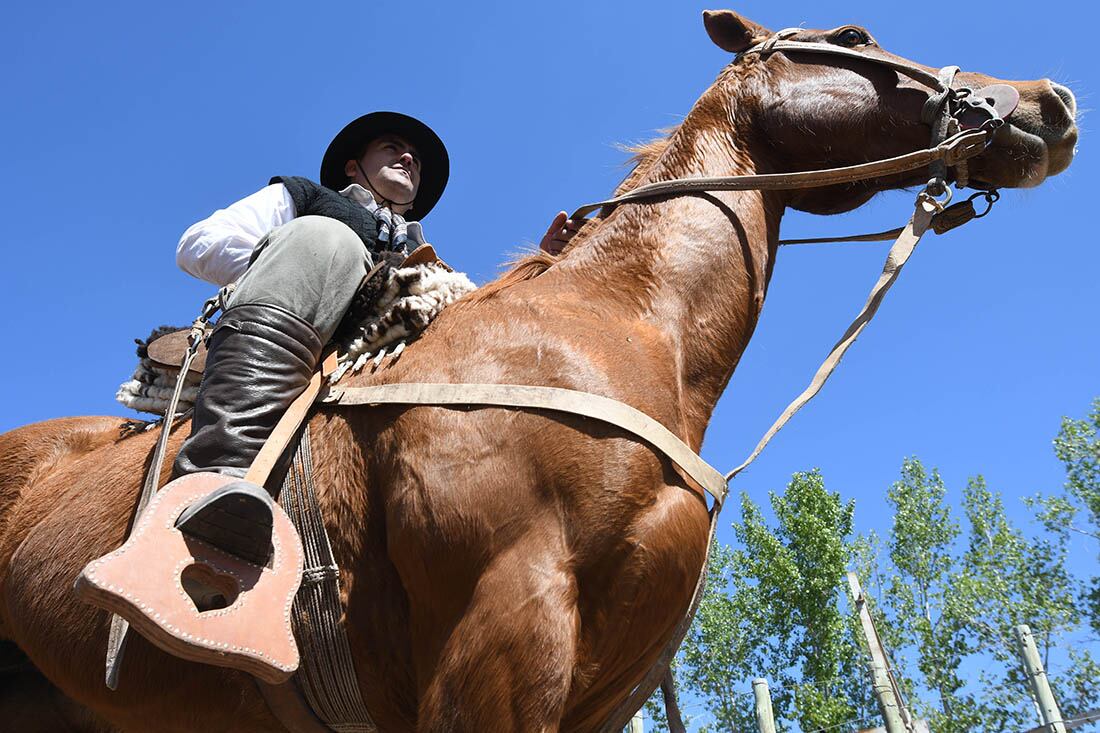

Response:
(320, 382), (729, 508)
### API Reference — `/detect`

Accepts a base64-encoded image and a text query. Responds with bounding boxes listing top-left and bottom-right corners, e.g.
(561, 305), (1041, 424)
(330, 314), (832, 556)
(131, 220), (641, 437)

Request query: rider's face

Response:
(345, 134), (421, 213)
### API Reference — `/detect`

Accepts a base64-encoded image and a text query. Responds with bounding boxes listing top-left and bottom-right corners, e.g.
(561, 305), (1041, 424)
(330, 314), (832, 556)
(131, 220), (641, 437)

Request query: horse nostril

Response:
(1051, 82), (1077, 117)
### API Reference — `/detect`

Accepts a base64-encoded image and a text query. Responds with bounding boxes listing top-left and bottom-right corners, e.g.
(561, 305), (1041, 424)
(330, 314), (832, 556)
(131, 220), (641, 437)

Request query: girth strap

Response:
(276, 427), (378, 733)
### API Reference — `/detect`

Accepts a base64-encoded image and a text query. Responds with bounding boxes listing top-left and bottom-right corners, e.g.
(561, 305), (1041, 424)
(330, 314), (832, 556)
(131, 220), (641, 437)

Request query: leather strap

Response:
(245, 351), (340, 486)
(321, 383), (727, 507)
(105, 317), (208, 689)
(569, 129), (986, 220)
(747, 36), (947, 89)
(779, 227), (904, 246)
(727, 194), (939, 480)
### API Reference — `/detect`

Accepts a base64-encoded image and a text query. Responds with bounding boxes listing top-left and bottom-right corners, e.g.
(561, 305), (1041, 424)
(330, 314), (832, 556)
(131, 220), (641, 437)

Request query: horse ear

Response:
(703, 10), (768, 54)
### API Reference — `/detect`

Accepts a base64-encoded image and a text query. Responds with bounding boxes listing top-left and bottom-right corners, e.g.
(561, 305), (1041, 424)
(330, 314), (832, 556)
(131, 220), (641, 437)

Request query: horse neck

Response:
(559, 113), (784, 443)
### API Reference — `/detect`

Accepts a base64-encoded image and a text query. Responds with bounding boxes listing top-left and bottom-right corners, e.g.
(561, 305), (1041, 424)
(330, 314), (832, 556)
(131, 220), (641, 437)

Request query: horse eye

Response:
(835, 28), (868, 47)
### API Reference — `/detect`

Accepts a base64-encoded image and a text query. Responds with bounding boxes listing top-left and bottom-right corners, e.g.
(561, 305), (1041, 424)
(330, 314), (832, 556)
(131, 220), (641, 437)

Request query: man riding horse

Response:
(172, 112), (579, 567)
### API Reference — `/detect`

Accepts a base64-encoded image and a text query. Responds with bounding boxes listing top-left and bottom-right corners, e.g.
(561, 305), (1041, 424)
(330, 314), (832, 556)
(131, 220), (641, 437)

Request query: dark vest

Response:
(270, 176), (403, 255)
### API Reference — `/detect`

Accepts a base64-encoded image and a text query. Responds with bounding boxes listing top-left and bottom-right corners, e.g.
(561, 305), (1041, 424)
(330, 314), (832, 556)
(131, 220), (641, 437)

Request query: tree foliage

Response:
(664, 471), (871, 732)
(650, 400), (1099, 732)
(882, 463), (1095, 732)
(1026, 398), (1100, 634)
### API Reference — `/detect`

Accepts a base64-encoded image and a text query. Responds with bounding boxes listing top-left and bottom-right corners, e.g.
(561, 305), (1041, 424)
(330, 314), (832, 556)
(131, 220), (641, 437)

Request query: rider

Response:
(171, 111), (579, 564)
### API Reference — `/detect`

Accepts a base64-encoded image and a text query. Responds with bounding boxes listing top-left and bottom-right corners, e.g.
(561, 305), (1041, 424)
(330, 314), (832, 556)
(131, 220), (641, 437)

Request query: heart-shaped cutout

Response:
(181, 562), (240, 613)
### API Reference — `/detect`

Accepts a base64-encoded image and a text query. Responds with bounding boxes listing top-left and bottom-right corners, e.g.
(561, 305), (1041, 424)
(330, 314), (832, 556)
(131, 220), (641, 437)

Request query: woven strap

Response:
(280, 427), (378, 733)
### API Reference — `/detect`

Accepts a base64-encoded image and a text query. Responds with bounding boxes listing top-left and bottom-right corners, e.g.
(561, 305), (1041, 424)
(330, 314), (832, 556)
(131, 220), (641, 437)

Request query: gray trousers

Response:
(229, 215), (373, 344)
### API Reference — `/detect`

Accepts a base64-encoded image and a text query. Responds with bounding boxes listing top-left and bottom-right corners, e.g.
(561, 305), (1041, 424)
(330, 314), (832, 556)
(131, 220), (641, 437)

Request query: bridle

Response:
(748, 28), (1018, 192)
(569, 27), (1020, 230)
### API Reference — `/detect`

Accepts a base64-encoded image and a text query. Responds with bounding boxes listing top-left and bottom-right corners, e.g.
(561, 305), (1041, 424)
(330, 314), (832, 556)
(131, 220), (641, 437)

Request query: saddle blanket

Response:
(117, 260), (476, 416)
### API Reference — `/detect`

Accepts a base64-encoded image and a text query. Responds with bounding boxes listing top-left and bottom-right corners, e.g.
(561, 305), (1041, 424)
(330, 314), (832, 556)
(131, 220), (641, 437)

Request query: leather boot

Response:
(173, 303), (322, 564)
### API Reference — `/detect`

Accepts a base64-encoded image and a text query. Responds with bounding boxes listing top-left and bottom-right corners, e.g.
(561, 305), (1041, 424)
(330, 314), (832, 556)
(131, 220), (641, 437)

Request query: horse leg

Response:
(416, 535), (578, 733)
(0, 641), (116, 733)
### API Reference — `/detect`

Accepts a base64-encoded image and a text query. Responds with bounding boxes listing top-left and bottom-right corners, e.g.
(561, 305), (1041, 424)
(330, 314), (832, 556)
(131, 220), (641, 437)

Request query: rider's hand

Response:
(539, 211), (585, 255)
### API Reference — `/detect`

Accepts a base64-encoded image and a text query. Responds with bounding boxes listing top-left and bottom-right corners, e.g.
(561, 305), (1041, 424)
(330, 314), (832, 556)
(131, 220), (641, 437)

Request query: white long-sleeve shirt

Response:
(176, 183), (427, 286)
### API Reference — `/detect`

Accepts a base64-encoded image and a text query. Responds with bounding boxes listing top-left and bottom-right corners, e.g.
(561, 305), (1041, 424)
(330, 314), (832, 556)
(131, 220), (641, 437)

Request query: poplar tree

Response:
(663, 471), (868, 733)
(648, 402), (1100, 732)
(1027, 398), (1100, 635)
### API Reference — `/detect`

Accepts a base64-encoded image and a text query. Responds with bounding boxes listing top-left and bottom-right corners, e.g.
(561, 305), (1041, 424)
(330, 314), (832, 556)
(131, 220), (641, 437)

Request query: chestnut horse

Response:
(0, 10), (1078, 732)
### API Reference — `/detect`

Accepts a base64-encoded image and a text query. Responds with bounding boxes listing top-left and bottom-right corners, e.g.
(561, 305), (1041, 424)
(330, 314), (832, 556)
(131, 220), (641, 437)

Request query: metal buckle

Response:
(968, 189), (1000, 218)
(919, 178), (953, 212)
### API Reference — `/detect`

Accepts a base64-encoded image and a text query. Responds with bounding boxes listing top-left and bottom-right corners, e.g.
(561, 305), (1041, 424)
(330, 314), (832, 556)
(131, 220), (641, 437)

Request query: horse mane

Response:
(463, 126), (681, 305)
(463, 249), (560, 304)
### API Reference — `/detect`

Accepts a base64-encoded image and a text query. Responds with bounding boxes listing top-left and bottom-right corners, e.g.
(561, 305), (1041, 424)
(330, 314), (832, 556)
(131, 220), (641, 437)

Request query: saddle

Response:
(143, 244), (451, 378)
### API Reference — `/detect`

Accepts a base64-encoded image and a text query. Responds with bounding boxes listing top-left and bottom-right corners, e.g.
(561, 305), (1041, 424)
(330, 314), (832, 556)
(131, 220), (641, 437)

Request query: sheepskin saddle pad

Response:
(117, 252), (476, 417)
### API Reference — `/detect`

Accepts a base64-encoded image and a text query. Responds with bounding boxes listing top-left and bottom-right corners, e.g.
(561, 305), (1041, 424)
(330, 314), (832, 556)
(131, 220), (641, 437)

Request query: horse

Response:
(0, 9), (1078, 732)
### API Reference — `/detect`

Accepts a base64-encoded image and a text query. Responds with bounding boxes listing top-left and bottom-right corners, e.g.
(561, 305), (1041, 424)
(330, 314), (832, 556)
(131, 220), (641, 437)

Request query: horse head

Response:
(700, 10), (1078, 214)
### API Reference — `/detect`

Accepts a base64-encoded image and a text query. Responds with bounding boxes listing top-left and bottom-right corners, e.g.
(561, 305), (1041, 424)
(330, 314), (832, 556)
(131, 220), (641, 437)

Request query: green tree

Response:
(959, 474), (1097, 729)
(651, 404), (1100, 732)
(1027, 398), (1100, 634)
(878, 457), (1098, 732)
(882, 458), (980, 733)
(666, 470), (870, 732)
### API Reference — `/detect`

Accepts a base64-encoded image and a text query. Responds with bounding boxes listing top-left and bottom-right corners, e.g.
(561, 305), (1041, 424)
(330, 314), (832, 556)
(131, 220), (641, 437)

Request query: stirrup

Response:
(75, 472), (303, 684)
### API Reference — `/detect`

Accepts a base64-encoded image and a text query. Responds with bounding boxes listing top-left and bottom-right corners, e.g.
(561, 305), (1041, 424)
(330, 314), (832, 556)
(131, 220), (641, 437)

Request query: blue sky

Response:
(1, 0), (1095, 727)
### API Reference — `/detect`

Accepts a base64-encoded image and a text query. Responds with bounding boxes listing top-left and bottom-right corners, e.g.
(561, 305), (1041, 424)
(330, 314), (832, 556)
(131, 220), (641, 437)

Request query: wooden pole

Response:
(847, 572), (908, 733)
(752, 678), (777, 733)
(1014, 624), (1067, 733)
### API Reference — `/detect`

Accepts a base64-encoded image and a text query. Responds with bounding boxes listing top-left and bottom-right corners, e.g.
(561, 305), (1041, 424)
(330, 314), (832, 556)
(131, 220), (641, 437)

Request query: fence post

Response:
(752, 678), (777, 733)
(847, 572), (908, 733)
(1013, 624), (1067, 733)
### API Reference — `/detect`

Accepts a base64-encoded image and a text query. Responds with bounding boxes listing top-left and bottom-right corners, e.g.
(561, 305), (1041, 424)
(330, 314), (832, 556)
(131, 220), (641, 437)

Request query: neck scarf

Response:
(338, 184), (423, 254)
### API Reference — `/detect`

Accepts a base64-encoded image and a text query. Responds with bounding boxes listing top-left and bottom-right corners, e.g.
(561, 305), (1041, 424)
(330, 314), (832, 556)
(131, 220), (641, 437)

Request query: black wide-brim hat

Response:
(319, 111), (449, 219)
